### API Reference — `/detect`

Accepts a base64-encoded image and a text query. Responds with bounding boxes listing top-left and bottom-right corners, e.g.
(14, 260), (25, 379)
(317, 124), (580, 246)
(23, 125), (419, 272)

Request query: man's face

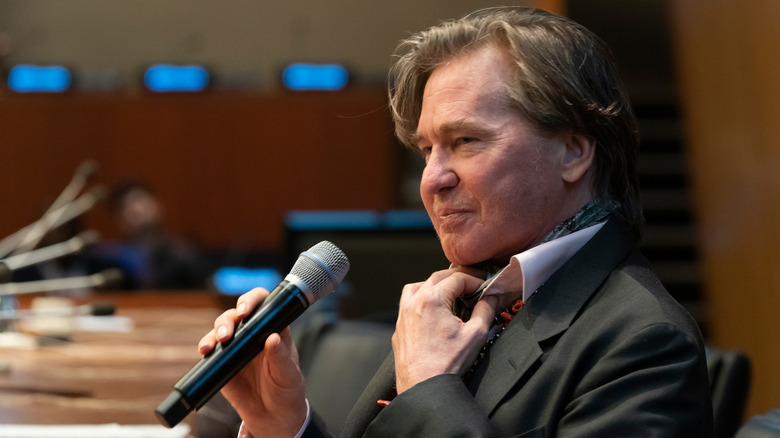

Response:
(415, 44), (572, 267)
(118, 188), (161, 237)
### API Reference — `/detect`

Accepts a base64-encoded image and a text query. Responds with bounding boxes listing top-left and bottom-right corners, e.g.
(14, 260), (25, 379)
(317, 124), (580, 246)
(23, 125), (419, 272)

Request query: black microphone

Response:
(155, 240), (350, 428)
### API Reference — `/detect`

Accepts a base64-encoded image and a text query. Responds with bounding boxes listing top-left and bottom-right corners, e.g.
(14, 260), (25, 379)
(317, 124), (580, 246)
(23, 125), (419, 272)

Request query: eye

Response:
(455, 137), (475, 145)
(417, 144), (432, 158)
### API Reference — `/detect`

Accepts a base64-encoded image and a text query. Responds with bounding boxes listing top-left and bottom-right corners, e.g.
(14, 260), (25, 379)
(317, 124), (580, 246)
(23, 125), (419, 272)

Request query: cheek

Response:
(419, 181), (434, 212)
(477, 167), (556, 232)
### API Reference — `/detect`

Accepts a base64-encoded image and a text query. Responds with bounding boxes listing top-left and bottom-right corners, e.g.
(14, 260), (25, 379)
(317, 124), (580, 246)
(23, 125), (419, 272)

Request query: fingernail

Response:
(237, 303), (247, 315)
(217, 326), (228, 340)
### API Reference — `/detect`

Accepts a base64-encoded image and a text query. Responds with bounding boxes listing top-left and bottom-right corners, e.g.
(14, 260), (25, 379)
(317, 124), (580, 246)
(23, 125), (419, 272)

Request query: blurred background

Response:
(0, 0), (777, 425)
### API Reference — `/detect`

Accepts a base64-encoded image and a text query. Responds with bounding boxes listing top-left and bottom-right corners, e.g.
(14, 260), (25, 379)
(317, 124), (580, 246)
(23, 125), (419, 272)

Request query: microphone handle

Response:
(156, 279), (308, 427)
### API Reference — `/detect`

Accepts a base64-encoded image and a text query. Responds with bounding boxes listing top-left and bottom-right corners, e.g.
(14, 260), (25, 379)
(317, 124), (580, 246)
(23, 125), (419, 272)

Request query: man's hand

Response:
(393, 268), (499, 394)
(198, 288), (308, 437)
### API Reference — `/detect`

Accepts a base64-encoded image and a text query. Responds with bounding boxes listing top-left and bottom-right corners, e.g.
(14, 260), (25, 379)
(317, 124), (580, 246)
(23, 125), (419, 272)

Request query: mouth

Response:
(436, 205), (470, 216)
(434, 207), (473, 228)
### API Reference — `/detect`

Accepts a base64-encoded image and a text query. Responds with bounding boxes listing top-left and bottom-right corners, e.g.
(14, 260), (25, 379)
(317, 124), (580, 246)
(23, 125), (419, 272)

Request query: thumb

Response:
(468, 295), (499, 330)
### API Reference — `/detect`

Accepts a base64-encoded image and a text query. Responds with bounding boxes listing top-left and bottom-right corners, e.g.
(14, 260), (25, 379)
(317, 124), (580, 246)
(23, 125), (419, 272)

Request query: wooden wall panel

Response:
(531, 0), (567, 15)
(0, 90), (400, 251)
(670, 0), (780, 418)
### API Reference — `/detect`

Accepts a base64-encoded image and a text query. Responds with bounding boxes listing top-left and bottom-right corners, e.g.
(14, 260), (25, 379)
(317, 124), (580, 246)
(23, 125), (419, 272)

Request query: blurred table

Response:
(0, 291), (223, 433)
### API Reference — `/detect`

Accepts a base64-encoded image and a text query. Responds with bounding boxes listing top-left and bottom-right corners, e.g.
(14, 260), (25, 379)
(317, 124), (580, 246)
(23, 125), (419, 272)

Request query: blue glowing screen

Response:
(282, 63), (348, 91)
(213, 267), (282, 295)
(144, 64), (209, 92)
(8, 65), (71, 93)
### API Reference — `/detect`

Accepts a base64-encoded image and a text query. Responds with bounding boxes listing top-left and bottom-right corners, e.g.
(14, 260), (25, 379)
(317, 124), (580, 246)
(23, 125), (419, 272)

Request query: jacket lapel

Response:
(472, 218), (634, 415)
(341, 352), (397, 438)
(469, 312), (543, 413)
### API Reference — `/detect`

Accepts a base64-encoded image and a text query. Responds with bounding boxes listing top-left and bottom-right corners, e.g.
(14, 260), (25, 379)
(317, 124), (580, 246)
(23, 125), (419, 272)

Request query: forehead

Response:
(427, 45), (513, 96)
(416, 45), (516, 134)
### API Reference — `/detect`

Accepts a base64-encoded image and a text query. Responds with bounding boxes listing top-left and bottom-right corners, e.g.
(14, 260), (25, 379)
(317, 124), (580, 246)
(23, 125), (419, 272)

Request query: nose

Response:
(420, 147), (458, 196)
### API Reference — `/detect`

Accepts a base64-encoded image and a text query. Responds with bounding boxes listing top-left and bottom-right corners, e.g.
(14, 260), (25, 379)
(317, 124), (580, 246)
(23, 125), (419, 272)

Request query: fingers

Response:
(264, 329), (303, 390)
(393, 270), (499, 392)
(198, 329), (218, 355)
(198, 308), (240, 355)
(235, 287), (271, 317)
(469, 295), (499, 329)
(398, 281), (423, 308)
(431, 273), (487, 303)
(262, 328), (308, 430)
(423, 265), (487, 287)
(401, 267), (487, 304)
(198, 287), (271, 355)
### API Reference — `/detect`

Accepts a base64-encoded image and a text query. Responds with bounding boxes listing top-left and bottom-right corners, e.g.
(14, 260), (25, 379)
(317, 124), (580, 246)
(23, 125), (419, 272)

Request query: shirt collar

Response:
(482, 221), (606, 303)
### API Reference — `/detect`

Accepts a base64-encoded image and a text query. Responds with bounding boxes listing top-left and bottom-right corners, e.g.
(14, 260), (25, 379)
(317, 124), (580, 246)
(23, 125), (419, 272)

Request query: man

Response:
(199, 6), (713, 437)
(102, 181), (206, 289)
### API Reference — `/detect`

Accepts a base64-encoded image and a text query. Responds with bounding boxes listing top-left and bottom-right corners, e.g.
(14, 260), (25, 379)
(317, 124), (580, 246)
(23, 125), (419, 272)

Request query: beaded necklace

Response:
(462, 294), (533, 381)
(459, 200), (618, 381)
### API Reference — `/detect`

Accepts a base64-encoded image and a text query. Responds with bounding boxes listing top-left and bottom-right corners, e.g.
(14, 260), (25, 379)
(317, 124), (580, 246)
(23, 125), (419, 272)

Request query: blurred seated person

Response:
(98, 181), (207, 290)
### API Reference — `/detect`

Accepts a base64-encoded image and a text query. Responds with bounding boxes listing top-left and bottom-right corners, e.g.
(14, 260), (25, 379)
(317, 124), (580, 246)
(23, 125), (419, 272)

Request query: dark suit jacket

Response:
(306, 218), (714, 437)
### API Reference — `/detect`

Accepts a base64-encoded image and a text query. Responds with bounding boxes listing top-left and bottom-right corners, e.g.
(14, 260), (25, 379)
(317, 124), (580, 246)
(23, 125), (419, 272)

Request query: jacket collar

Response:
(470, 217), (635, 414)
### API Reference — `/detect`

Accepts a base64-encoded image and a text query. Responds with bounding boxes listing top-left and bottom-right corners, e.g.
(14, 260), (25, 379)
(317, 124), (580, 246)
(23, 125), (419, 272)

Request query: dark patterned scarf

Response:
(452, 198), (620, 319)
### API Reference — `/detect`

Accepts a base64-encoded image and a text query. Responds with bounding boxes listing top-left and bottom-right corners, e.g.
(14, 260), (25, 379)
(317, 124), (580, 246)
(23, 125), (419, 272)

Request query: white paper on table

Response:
(0, 423), (191, 438)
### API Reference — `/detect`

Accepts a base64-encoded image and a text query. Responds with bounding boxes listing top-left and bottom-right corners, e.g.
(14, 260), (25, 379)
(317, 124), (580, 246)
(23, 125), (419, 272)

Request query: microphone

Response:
(0, 268), (124, 296)
(155, 240), (350, 428)
(10, 160), (98, 256)
(0, 186), (107, 259)
(0, 230), (101, 274)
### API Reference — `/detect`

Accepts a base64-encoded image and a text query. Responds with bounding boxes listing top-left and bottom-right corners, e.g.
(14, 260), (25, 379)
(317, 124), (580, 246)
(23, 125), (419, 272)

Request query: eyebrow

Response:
(412, 119), (490, 146)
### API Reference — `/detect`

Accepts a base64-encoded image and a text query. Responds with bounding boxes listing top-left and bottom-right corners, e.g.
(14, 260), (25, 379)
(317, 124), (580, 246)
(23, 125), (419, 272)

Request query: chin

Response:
(444, 240), (519, 270)
(442, 244), (486, 268)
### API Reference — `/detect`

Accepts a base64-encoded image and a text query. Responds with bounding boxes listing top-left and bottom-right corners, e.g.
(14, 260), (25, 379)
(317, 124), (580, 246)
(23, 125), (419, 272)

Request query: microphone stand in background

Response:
(9, 159), (98, 258)
(0, 159), (111, 333)
(0, 185), (107, 259)
(0, 268), (123, 333)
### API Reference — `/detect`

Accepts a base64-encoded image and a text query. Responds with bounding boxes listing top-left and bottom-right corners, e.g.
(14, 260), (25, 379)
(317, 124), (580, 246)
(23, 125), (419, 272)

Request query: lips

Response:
(439, 208), (469, 218)
(434, 206), (474, 230)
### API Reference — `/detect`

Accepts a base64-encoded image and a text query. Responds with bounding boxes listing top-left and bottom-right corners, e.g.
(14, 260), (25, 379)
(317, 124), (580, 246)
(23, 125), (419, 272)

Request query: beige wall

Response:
(0, 1), (532, 90)
(670, 0), (780, 418)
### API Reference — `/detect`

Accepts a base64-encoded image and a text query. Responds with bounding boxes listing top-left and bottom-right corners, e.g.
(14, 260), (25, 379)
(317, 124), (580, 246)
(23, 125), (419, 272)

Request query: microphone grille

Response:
(289, 241), (350, 303)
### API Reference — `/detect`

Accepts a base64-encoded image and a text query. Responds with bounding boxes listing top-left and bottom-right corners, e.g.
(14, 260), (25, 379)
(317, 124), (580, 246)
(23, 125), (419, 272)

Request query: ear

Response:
(559, 132), (596, 184)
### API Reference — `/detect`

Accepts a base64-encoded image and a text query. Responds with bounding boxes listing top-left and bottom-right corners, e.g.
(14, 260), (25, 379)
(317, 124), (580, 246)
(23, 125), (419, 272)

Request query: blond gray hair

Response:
(388, 6), (643, 237)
